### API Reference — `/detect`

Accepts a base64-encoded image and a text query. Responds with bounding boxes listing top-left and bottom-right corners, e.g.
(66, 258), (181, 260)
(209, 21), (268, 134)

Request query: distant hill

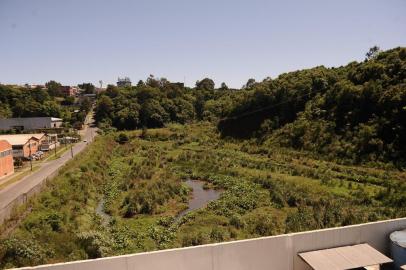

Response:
(218, 47), (406, 164)
(94, 47), (405, 164)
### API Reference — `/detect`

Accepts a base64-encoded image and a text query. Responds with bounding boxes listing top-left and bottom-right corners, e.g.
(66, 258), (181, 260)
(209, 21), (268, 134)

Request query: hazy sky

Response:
(1, 0), (405, 88)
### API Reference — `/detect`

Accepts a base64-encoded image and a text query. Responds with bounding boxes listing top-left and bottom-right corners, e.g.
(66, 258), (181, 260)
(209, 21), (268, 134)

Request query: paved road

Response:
(0, 124), (97, 210)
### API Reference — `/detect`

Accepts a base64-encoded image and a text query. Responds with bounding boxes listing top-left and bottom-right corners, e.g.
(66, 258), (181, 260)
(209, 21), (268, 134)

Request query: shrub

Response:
(116, 133), (129, 144)
(76, 231), (112, 259)
(0, 238), (48, 268)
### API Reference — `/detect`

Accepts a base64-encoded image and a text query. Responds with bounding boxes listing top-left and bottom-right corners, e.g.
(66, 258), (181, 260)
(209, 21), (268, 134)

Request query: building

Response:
(24, 84), (46, 89)
(117, 77), (132, 87)
(170, 82), (184, 88)
(95, 87), (106, 94)
(0, 140), (14, 179)
(0, 117), (63, 131)
(61, 86), (80, 97)
(0, 134), (47, 159)
(39, 134), (58, 151)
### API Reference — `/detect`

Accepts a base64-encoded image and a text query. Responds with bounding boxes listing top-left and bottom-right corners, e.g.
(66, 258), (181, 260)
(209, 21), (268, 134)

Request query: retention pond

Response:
(177, 179), (222, 219)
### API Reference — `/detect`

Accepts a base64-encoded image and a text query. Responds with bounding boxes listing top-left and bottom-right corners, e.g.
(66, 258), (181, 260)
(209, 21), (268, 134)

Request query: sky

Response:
(0, 0), (405, 88)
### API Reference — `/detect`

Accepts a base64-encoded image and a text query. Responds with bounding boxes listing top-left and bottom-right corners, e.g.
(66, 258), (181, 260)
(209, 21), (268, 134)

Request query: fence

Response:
(0, 168), (61, 224)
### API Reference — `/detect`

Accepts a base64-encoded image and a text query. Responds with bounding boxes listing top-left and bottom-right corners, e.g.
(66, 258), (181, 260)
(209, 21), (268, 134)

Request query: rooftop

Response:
(50, 117), (63, 122)
(0, 133), (45, 145)
(0, 140), (12, 150)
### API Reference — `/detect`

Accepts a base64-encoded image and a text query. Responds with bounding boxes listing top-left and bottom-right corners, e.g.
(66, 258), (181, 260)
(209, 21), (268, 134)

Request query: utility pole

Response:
(28, 138), (32, 171)
(54, 138), (57, 157)
(70, 143), (73, 158)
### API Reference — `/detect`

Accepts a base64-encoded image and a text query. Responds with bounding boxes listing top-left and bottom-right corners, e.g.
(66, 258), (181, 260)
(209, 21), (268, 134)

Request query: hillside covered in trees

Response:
(95, 47), (406, 165)
(0, 82), (92, 128)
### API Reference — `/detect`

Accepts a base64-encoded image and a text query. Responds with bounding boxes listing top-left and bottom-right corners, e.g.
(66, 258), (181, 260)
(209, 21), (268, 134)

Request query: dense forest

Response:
(0, 82), (92, 128)
(95, 47), (406, 165)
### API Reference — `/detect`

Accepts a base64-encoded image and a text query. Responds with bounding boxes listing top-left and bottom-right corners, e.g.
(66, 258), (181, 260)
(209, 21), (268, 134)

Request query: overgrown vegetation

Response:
(95, 47), (406, 165)
(1, 123), (405, 268)
(1, 47), (405, 268)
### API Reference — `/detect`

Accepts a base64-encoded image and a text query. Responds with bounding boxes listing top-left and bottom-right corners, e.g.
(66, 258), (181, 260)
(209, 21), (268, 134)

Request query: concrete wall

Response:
(20, 218), (406, 270)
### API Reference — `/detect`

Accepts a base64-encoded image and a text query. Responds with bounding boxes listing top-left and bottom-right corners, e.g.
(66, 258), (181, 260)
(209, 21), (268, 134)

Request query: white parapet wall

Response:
(20, 218), (406, 270)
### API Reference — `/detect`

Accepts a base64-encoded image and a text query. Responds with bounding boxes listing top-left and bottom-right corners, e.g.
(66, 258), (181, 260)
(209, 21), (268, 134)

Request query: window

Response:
(0, 149), (12, 157)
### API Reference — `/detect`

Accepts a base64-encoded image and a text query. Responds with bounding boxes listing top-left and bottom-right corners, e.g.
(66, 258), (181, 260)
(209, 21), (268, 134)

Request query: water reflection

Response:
(177, 180), (222, 218)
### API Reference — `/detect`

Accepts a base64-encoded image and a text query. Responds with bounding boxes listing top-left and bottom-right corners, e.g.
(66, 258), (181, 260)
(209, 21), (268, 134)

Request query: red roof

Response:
(0, 140), (12, 151)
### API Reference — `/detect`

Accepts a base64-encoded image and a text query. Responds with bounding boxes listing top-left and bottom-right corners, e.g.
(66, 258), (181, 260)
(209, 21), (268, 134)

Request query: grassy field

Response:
(0, 122), (405, 269)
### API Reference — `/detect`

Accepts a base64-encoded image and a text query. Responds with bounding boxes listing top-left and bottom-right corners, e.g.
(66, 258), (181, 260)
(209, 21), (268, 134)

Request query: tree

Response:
(61, 96), (75, 105)
(31, 87), (50, 103)
(116, 133), (129, 144)
(0, 104), (12, 118)
(220, 82), (229, 90)
(196, 78), (215, 91)
(80, 97), (92, 113)
(95, 95), (113, 122)
(140, 99), (168, 128)
(45, 80), (62, 96)
(365, 46), (381, 60)
(137, 80), (145, 87)
(105, 85), (119, 98)
(244, 78), (256, 89)
(78, 83), (95, 94)
(146, 75), (160, 88)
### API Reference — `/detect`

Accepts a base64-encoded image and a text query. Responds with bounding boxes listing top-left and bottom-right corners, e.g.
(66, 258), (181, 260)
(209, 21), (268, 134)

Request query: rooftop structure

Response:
(0, 117), (63, 131)
(117, 77), (132, 87)
(299, 244), (392, 269)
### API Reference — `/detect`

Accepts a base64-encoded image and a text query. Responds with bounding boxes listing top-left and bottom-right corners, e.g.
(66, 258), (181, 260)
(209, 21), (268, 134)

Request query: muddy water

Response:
(96, 180), (221, 224)
(177, 180), (222, 219)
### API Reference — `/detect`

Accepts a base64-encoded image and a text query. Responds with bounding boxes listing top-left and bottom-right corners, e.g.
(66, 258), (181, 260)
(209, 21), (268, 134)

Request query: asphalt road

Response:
(0, 124), (97, 210)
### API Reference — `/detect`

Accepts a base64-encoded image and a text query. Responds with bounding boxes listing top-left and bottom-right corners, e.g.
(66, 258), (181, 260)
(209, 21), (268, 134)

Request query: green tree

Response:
(78, 83), (95, 94)
(95, 95), (113, 122)
(196, 78), (215, 91)
(220, 82), (229, 90)
(45, 80), (62, 96)
(244, 78), (256, 89)
(365, 46), (381, 60)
